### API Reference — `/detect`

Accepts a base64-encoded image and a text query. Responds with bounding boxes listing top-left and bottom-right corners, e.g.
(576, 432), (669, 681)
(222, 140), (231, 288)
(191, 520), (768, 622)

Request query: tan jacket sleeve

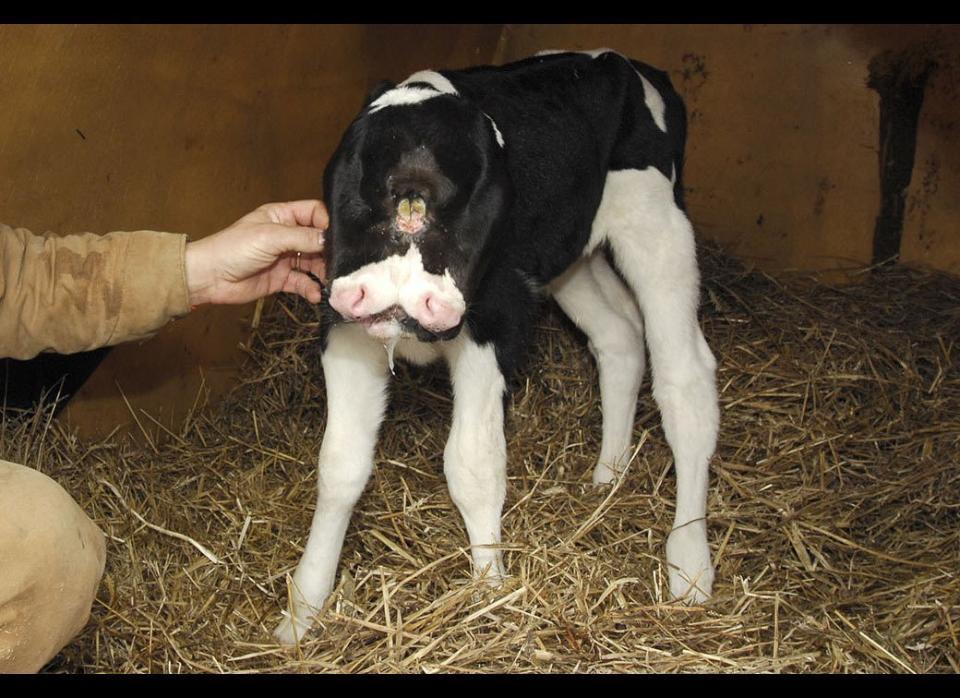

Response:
(0, 223), (192, 360)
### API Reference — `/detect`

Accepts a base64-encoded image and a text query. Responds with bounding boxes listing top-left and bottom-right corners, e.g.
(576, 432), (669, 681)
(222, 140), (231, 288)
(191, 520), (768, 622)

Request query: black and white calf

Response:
(274, 49), (719, 644)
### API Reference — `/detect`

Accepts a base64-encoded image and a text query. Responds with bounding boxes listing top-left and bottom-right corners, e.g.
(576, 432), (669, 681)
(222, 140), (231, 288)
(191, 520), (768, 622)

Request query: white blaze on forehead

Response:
(534, 48), (667, 132)
(368, 70), (459, 114)
(369, 87), (444, 113)
(399, 70), (459, 95)
(369, 68), (504, 148)
(330, 245), (465, 319)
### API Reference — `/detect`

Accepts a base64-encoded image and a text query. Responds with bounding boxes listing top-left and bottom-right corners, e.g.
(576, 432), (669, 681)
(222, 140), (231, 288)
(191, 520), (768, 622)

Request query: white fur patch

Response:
(368, 70), (460, 114)
(399, 69), (459, 95)
(636, 72), (667, 132)
(369, 87), (446, 113)
(586, 166), (677, 255)
(373, 69), (502, 149)
(484, 113), (505, 148)
(394, 337), (443, 366)
(581, 47), (616, 58)
(535, 48), (612, 58)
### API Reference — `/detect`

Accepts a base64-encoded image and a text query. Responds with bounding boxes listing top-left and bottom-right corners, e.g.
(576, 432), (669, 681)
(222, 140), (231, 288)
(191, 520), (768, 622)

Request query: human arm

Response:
(0, 200), (327, 360)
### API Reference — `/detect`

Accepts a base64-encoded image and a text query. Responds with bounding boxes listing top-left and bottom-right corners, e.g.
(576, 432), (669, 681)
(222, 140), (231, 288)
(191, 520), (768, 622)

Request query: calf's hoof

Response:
(473, 551), (507, 588)
(273, 611), (313, 646)
(666, 524), (714, 604)
(592, 461), (620, 485)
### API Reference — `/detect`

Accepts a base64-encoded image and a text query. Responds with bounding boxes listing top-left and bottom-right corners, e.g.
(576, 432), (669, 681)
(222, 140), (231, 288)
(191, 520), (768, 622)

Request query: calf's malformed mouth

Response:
(327, 246), (467, 342)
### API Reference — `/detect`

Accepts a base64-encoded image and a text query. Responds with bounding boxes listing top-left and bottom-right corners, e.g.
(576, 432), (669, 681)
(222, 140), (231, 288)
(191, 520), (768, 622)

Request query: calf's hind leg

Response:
(549, 255), (645, 484)
(600, 167), (719, 603)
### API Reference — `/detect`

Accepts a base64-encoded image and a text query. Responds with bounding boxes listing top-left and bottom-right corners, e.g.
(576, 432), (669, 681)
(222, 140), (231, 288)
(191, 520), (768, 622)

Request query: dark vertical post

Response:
(867, 49), (936, 268)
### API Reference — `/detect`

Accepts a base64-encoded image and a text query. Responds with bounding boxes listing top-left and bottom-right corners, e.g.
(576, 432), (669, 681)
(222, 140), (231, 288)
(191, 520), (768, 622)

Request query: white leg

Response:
(588, 251), (645, 342)
(599, 168), (719, 603)
(440, 330), (508, 583)
(274, 323), (390, 644)
(550, 256), (645, 484)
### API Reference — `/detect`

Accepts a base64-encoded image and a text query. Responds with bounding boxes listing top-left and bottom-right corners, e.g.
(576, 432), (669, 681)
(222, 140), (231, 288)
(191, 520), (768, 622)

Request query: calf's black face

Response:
(323, 89), (510, 344)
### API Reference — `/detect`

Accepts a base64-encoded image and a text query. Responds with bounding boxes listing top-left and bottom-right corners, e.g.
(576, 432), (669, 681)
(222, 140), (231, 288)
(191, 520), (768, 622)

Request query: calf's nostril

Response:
(330, 284), (368, 319)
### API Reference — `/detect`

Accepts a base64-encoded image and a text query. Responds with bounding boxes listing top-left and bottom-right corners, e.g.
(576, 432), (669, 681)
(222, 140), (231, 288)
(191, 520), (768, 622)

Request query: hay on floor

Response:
(2, 244), (958, 673)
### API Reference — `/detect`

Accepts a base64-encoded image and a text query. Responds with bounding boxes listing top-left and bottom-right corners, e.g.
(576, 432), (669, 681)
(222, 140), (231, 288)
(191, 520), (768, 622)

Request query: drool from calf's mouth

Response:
(383, 335), (400, 375)
(358, 305), (414, 374)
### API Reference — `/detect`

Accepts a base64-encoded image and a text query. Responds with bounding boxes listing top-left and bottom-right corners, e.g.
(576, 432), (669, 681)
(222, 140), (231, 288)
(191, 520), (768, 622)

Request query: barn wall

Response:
(899, 37), (960, 275)
(0, 24), (502, 438)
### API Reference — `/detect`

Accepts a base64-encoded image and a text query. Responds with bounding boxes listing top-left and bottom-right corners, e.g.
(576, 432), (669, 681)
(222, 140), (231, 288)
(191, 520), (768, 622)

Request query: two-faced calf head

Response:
(323, 88), (510, 344)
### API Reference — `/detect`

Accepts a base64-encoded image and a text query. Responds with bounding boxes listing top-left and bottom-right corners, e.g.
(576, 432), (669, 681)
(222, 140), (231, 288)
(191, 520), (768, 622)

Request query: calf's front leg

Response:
(441, 331), (508, 583)
(274, 323), (390, 644)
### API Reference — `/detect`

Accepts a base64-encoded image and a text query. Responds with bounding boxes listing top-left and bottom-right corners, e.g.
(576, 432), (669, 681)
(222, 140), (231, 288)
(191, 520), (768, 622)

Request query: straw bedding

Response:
(3, 244), (958, 673)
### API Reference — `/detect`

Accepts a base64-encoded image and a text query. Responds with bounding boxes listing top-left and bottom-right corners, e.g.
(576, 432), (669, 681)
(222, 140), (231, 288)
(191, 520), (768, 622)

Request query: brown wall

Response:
(899, 35), (960, 276)
(0, 24), (502, 437)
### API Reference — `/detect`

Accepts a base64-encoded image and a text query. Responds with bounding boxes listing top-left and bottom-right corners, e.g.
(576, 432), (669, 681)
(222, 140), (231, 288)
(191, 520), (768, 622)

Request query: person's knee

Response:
(1, 460), (105, 568)
(0, 460), (106, 672)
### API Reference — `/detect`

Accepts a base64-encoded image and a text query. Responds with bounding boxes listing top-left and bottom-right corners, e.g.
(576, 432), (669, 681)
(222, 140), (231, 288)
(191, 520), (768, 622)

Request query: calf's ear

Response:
(362, 80), (395, 109)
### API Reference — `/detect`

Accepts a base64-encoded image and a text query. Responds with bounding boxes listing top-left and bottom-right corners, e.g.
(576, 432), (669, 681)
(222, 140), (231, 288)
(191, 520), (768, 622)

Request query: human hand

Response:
(185, 200), (328, 306)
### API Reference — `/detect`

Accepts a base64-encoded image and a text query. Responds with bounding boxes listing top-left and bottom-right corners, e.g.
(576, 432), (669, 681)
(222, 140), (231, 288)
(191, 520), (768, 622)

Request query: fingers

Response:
(298, 253), (326, 281)
(261, 200), (329, 230)
(252, 201), (328, 261)
(283, 270), (325, 304)
(285, 251), (326, 280)
(261, 223), (326, 257)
